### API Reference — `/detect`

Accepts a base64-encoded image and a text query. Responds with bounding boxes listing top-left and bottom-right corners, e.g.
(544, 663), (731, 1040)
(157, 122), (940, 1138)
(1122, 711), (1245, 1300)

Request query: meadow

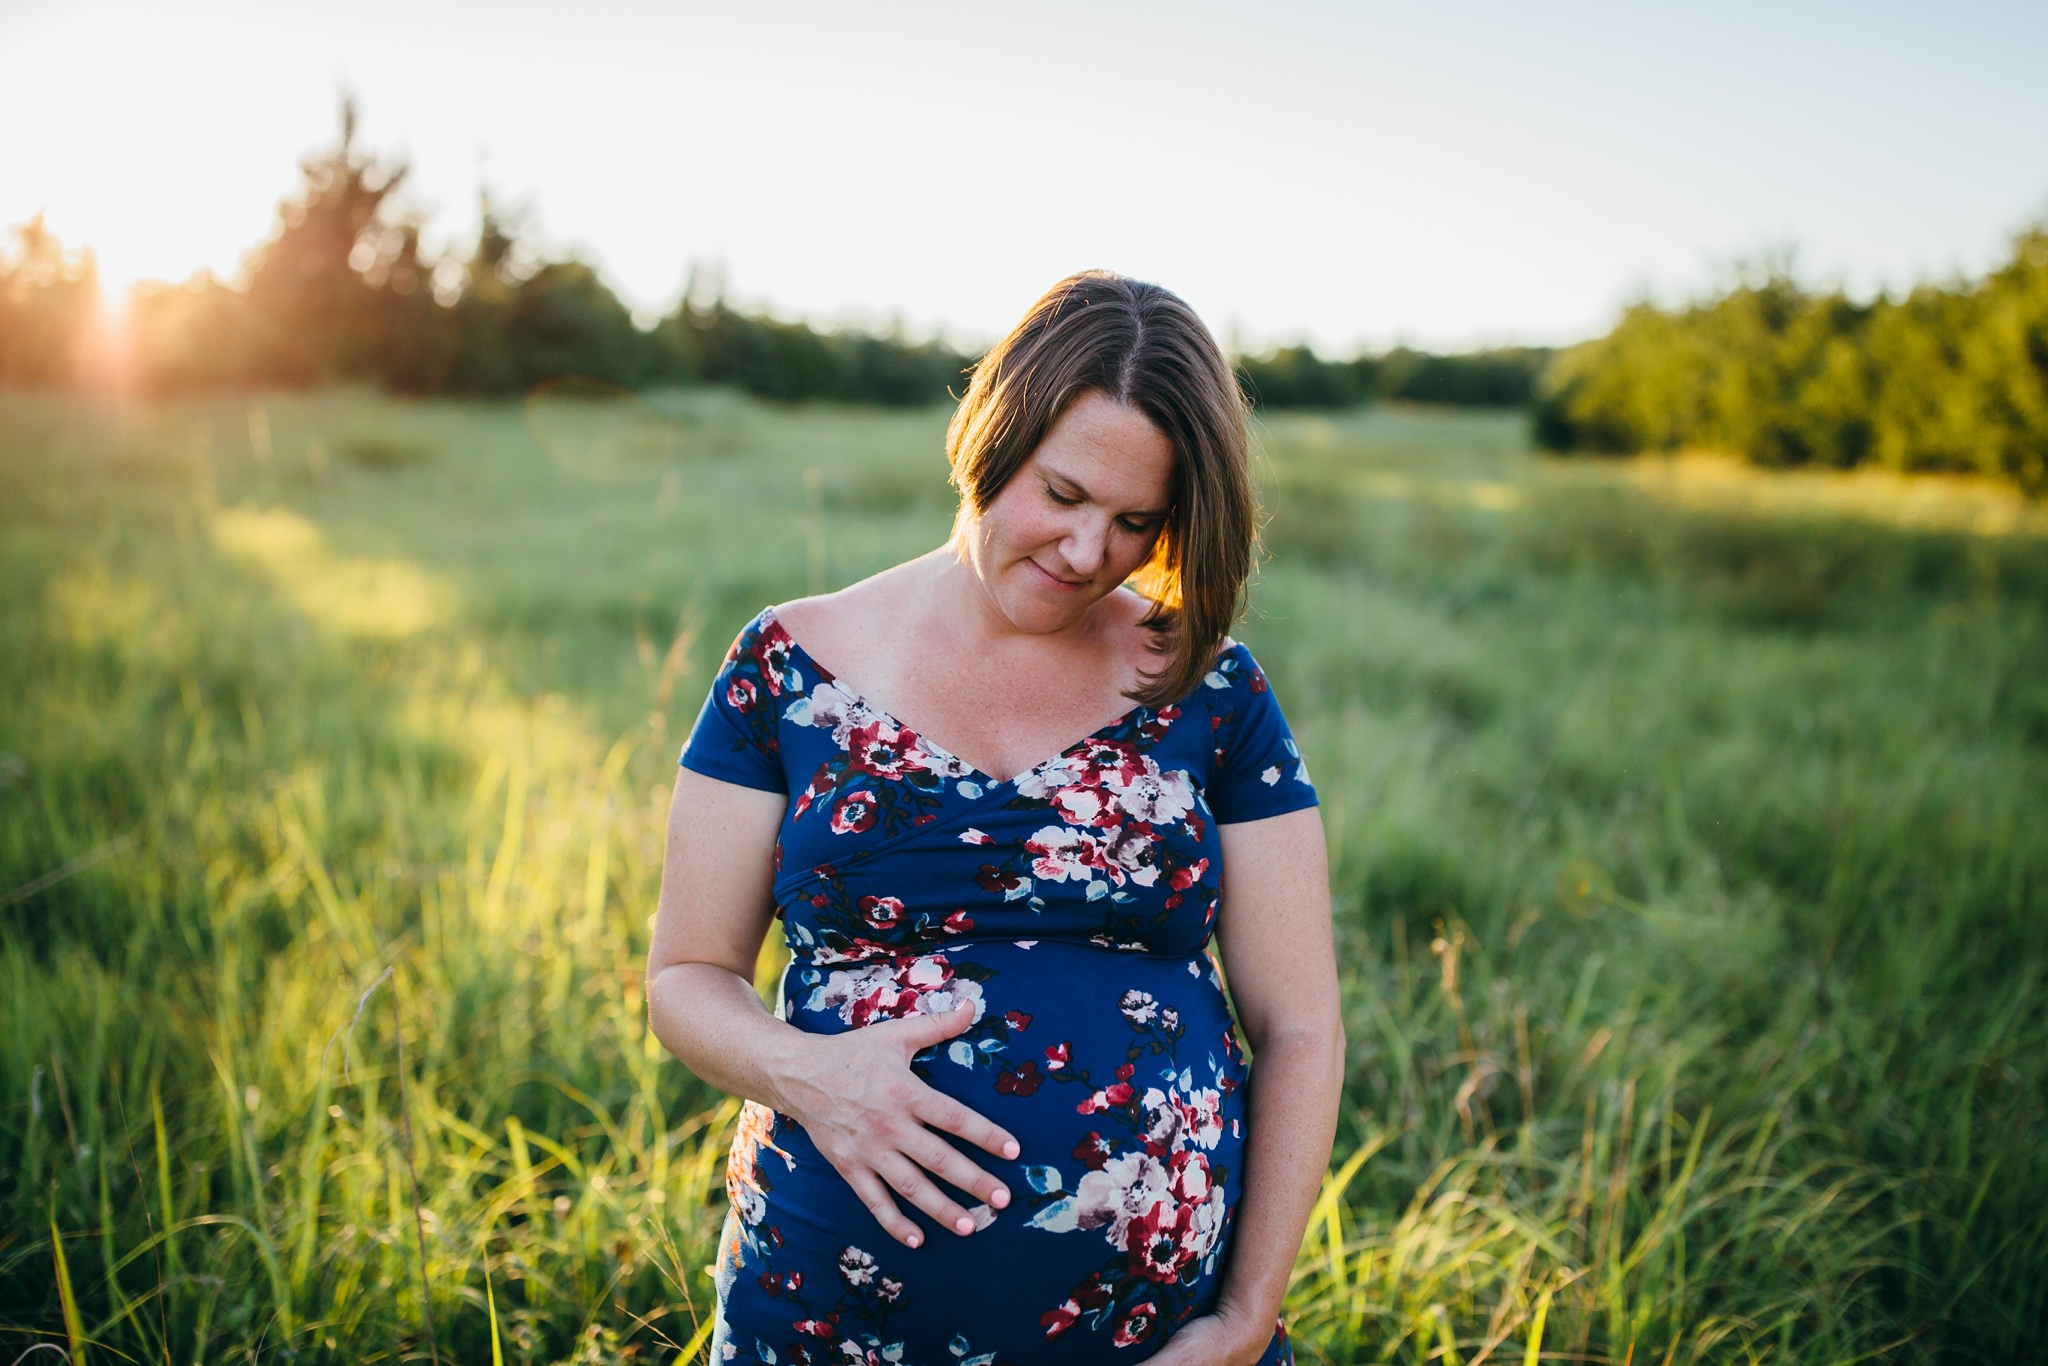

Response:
(2, 389), (2044, 1364)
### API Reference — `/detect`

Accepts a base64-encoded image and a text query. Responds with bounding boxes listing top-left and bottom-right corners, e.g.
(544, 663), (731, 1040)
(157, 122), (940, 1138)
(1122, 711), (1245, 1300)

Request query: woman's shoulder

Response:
(1189, 634), (1277, 706)
(768, 560), (932, 672)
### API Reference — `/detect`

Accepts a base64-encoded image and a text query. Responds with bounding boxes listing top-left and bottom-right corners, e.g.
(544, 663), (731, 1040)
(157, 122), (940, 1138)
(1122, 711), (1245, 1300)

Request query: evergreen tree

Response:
(239, 94), (422, 384)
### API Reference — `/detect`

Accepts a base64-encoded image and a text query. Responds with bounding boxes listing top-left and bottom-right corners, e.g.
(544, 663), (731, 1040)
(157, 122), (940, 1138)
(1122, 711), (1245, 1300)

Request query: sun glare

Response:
(93, 258), (138, 322)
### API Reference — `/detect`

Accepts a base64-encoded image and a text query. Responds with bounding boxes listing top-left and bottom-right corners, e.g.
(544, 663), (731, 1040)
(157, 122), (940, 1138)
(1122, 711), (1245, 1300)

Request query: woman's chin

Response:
(996, 591), (1091, 636)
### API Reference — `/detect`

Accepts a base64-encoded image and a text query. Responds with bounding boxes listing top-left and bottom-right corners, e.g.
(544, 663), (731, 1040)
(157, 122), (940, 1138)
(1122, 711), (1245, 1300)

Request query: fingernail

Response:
(1002, 1141), (1019, 1160)
(955, 1216), (974, 1235)
(907, 1233), (921, 1248)
(991, 1186), (1010, 1208)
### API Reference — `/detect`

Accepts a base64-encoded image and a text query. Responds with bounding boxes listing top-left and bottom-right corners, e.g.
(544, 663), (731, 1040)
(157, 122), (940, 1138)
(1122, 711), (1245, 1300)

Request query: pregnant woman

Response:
(646, 271), (1343, 1365)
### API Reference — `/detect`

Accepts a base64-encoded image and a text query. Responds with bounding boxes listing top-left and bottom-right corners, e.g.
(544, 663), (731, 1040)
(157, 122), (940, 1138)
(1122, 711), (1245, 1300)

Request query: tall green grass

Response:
(2, 393), (2041, 1363)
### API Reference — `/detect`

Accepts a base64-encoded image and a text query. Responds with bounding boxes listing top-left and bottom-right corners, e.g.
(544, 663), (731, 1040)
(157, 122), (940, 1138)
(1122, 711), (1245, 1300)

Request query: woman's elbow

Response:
(1247, 1008), (1346, 1077)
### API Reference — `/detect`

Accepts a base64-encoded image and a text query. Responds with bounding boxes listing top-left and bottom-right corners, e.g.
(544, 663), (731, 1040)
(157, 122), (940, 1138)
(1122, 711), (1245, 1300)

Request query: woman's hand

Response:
(776, 1001), (1020, 1248)
(1145, 1305), (1273, 1366)
(647, 772), (1018, 1249)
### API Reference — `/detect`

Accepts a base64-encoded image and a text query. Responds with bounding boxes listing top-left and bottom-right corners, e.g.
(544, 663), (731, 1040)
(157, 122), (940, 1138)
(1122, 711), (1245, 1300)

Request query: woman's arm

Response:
(1154, 805), (1345, 1365)
(644, 766), (1020, 1248)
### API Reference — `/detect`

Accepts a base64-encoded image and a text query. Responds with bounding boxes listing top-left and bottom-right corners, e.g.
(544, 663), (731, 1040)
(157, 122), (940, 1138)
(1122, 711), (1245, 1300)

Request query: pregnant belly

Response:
(780, 940), (1248, 1154)
(746, 940), (1252, 1343)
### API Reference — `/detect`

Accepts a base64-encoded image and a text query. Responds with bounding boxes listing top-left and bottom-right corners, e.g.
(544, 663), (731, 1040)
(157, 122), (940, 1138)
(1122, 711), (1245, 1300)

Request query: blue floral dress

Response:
(679, 606), (1318, 1365)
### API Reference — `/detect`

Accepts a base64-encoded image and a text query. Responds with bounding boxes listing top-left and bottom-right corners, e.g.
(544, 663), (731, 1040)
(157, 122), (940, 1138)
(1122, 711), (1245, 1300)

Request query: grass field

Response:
(3, 389), (2044, 1364)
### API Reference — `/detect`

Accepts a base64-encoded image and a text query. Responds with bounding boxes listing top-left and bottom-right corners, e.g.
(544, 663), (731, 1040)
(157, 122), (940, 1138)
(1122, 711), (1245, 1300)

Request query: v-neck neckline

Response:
(761, 605), (1153, 790)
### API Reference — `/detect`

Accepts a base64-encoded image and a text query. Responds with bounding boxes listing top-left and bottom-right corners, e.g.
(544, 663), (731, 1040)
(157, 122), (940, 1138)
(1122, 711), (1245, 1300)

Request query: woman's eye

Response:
(1045, 485), (1081, 506)
(1118, 518), (1156, 535)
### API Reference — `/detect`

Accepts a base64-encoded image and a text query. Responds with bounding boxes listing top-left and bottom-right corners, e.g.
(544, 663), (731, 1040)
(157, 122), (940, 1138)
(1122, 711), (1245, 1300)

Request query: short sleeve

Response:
(1203, 643), (1318, 824)
(678, 611), (790, 794)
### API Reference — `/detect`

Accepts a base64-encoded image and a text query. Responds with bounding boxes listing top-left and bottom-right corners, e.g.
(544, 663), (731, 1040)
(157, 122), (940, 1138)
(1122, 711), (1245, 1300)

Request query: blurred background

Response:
(4, 2), (2045, 1363)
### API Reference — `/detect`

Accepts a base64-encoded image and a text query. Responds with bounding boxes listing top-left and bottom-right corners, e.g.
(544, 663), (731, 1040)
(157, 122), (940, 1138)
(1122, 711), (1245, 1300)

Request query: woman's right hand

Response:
(645, 770), (1014, 1248)
(775, 1001), (1020, 1248)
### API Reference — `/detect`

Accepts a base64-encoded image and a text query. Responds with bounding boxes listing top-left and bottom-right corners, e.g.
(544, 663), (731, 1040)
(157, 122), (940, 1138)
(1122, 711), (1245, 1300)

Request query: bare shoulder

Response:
(771, 556), (936, 663)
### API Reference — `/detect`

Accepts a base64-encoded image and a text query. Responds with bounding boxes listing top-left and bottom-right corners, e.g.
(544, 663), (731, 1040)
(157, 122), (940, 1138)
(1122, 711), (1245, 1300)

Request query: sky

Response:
(4, 0), (2046, 353)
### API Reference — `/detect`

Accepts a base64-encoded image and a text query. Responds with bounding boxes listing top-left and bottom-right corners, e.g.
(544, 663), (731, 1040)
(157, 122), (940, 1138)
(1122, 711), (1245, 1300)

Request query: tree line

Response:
(1237, 343), (1551, 409)
(1533, 229), (2048, 494)
(2, 102), (1545, 412)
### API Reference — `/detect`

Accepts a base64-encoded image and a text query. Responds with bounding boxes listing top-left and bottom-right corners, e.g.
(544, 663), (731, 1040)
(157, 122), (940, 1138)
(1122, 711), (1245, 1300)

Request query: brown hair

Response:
(946, 271), (1256, 708)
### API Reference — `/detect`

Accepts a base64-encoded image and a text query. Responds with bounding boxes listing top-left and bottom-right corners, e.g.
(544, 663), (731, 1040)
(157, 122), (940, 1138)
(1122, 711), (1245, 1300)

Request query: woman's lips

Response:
(1027, 558), (1087, 591)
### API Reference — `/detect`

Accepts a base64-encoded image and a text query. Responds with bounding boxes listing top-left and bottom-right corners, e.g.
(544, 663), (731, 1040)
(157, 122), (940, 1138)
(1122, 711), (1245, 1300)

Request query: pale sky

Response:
(4, 0), (2045, 353)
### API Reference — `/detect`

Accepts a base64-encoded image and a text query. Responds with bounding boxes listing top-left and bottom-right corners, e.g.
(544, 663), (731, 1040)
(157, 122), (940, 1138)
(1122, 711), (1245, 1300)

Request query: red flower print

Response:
(995, 1061), (1043, 1096)
(1071, 738), (1148, 787)
(1112, 1300), (1159, 1345)
(1077, 1080), (1134, 1114)
(943, 909), (974, 934)
(1044, 1041), (1070, 1071)
(1073, 1129), (1112, 1169)
(1041, 1299), (1081, 1339)
(830, 790), (878, 834)
(976, 864), (1026, 896)
(727, 676), (757, 710)
(1005, 1010), (1032, 1031)
(1127, 1200), (1193, 1281)
(793, 764), (835, 819)
(857, 895), (904, 930)
(846, 718), (913, 780)
(749, 630), (795, 696)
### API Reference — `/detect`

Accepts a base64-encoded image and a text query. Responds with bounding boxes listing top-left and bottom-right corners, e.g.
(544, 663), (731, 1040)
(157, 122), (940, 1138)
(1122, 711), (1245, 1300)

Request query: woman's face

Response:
(959, 389), (1175, 635)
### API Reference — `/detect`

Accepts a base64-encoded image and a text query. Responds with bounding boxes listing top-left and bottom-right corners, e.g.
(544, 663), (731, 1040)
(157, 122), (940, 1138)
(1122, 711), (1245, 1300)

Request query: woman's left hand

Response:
(1146, 1306), (1272, 1366)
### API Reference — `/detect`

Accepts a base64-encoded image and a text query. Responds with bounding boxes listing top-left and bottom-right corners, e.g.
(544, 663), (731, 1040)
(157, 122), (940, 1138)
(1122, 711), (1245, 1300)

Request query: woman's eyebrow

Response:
(1043, 469), (1168, 518)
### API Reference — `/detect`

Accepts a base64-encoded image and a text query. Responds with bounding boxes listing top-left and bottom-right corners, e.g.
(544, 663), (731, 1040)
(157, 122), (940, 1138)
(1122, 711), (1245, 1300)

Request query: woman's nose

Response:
(1059, 516), (1111, 575)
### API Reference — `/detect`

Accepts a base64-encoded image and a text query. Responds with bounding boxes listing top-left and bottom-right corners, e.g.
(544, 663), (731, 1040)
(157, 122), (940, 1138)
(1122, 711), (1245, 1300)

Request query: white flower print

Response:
(1072, 1151), (1171, 1247)
(1181, 1087), (1224, 1149)
(1139, 1087), (1184, 1150)
(1024, 825), (1103, 883)
(807, 955), (985, 1028)
(1104, 765), (1195, 824)
(837, 1245), (877, 1287)
(1050, 785), (1111, 826)
(787, 679), (863, 744)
